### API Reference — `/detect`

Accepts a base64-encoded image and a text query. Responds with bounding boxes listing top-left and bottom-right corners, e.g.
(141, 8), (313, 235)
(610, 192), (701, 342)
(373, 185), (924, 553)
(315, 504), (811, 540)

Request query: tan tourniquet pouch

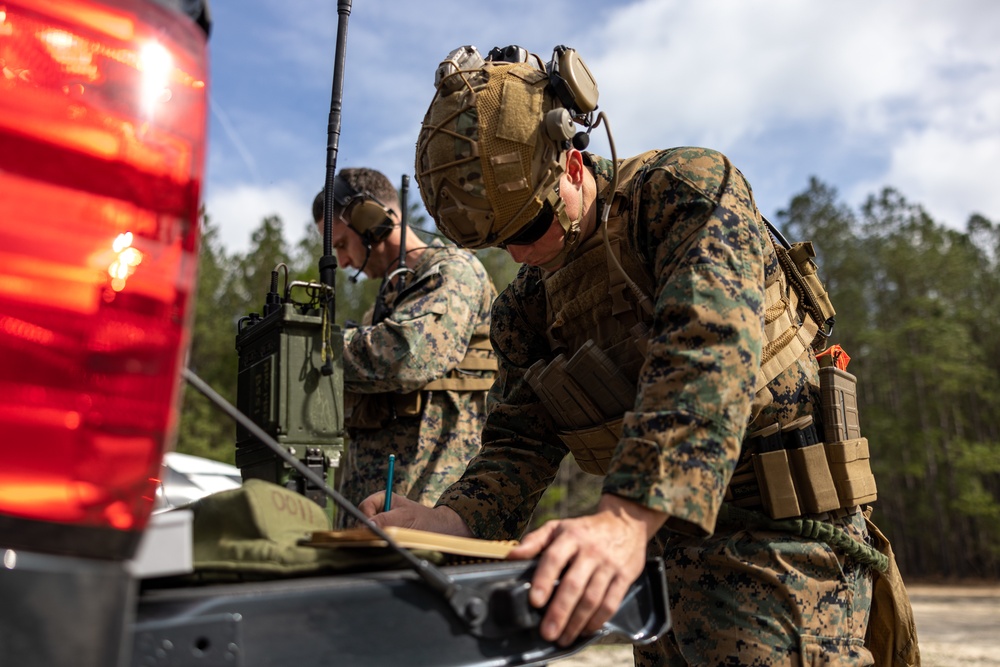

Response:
(863, 512), (921, 667)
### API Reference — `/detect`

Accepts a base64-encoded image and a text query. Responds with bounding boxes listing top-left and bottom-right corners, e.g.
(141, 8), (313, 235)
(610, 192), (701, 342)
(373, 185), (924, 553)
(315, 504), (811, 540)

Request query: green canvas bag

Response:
(188, 479), (416, 576)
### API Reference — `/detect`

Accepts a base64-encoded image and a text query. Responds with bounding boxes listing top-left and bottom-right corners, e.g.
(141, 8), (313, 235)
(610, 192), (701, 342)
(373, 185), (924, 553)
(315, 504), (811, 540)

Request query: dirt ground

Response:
(554, 583), (1000, 666)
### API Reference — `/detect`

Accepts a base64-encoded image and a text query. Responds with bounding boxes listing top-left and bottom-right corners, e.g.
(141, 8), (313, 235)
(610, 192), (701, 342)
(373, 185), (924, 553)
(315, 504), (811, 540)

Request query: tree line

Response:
(177, 179), (1000, 581)
(778, 180), (1000, 580)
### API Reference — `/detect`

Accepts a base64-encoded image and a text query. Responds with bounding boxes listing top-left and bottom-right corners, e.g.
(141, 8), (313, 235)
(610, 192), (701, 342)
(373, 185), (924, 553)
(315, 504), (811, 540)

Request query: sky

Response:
(203, 0), (1000, 255)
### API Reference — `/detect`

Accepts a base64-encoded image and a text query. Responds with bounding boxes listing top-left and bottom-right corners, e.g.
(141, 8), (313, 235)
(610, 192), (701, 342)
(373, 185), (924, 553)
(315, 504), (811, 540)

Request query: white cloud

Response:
(204, 0), (1000, 256)
(205, 182), (315, 255)
(592, 1), (993, 146)
(581, 0), (1000, 227)
(869, 125), (1000, 228)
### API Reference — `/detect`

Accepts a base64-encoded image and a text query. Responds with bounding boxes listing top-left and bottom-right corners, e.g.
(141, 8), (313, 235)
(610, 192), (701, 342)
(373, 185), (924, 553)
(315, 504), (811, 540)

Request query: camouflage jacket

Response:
(338, 241), (496, 510)
(439, 148), (820, 540)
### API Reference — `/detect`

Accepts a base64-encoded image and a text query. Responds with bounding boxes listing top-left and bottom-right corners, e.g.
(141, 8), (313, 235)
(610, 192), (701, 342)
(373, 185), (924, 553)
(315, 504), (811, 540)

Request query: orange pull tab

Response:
(816, 344), (851, 371)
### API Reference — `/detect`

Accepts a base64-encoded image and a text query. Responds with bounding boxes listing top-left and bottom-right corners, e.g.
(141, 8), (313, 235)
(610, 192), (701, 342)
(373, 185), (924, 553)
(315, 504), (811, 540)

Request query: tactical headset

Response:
(486, 44), (600, 150)
(332, 174), (395, 245)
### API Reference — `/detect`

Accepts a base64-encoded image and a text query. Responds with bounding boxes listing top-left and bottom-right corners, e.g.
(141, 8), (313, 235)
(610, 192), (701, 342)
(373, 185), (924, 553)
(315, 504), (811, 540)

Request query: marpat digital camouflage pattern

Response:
(437, 149), (874, 665)
(339, 240), (496, 512)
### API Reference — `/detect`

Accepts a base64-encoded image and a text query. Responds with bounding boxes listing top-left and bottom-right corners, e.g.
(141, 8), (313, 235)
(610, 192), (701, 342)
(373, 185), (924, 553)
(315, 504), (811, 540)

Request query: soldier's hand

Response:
(359, 492), (473, 537)
(506, 494), (666, 647)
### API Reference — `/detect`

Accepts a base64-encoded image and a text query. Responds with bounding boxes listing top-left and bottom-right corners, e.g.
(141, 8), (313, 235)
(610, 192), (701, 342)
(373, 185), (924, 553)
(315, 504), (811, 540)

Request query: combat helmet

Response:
(414, 45), (600, 251)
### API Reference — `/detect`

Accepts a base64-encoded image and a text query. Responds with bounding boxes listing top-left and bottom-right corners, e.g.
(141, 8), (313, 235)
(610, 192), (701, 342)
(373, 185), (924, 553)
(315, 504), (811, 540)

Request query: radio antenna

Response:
(319, 0), (352, 375)
(397, 174), (410, 293)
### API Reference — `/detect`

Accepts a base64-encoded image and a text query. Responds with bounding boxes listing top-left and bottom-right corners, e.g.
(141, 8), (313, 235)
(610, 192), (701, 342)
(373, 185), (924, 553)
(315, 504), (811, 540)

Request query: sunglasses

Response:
(499, 185), (559, 249)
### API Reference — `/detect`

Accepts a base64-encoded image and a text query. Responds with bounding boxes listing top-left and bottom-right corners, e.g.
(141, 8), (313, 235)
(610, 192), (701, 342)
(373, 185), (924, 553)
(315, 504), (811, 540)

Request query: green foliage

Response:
(176, 214), (240, 463)
(778, 183), (1000, 579)
(176, 213), (328, 462)
(476, 248), (521, 293)
(532, 457), (603, 529)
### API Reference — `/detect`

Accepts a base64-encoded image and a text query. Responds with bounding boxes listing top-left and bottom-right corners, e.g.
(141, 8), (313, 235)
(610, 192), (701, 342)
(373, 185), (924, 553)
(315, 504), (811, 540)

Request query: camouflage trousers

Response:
(337, 389), (485, 518)
(635, 508), (874, 666)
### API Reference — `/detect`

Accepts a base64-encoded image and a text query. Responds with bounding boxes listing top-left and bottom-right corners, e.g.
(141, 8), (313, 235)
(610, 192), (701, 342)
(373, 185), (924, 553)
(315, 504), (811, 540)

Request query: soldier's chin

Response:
(535, 253), (565, 272)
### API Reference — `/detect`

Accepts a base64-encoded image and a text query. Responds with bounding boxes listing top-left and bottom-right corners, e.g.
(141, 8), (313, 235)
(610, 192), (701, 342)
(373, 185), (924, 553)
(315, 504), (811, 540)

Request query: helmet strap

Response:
(538, 181), (584, 271)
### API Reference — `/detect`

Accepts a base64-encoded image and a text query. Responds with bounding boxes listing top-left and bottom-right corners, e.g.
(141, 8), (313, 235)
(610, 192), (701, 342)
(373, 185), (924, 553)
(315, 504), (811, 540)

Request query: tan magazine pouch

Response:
(344, 391), (422, 428)
(827, 438), (878, 506)
(790, 441), (840, 514)
(754, 447), (801, 519)
(392, 391), (423, 418)
(556, 418), (624, 476)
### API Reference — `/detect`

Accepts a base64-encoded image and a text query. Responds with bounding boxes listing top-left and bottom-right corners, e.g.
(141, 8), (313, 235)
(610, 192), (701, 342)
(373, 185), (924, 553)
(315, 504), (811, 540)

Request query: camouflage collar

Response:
(583, 152), (615, 205)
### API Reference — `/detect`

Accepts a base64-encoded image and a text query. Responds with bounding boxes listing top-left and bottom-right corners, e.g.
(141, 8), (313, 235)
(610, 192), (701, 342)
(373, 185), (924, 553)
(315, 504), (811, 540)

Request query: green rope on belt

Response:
(720, 504), (889, 573)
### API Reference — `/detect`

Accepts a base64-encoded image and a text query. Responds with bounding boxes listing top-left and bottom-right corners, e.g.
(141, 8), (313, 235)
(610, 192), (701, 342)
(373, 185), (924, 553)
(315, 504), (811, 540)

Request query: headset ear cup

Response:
(548, 46), (599, 115)
(349, 199), (394, 243)
(544, 108), (574, 142)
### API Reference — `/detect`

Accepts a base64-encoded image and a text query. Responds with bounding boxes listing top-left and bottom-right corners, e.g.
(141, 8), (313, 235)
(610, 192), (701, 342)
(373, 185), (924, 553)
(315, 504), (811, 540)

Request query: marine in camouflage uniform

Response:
(362, 49), (881, 665)
(443, 149), (873, 665)
(340, 239), (496, 508)
(313, 169), (497, 511)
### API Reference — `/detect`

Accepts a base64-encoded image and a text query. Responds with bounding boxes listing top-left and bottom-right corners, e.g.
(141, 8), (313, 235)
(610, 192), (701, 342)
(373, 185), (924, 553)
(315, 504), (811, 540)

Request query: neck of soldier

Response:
(574, 166), (601, 247)
(376, 227), (428, 286)
(536, 166), (600, 273)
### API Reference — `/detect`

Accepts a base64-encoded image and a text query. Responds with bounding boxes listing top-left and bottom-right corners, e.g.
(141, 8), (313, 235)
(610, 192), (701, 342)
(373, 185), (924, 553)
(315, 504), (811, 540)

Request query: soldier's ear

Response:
(565, 149), (585, 186)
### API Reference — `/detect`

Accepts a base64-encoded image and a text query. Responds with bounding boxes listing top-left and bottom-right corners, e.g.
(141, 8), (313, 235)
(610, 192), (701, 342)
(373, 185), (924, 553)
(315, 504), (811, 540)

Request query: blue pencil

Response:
(383, 454), (395, 512)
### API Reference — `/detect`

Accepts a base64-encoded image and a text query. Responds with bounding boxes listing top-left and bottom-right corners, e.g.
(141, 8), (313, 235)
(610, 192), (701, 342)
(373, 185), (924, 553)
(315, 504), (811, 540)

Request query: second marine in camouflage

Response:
(313, 168), (497, 511)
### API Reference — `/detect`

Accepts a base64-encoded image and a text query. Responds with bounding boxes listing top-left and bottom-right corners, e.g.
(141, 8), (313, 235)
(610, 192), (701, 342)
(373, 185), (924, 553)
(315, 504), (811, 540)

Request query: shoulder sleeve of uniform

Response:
(644, 147), (730, 201)
(342, 249), (493, 392)
(607, 147), (765, 536)
(627, 147), (735, 266)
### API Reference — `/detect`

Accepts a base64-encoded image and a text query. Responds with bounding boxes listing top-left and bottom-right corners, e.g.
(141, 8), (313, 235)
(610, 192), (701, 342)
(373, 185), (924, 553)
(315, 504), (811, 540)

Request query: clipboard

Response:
(304, 526), (518, 560)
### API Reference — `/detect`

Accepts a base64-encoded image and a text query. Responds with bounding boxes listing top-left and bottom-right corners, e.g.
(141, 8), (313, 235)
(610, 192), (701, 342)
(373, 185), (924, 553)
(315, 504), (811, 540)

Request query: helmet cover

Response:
(415, 55), (567, 249)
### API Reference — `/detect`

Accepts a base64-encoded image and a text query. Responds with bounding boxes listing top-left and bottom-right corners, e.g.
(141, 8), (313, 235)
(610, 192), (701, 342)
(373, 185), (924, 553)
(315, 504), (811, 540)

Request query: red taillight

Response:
(0, 0), (207, 548)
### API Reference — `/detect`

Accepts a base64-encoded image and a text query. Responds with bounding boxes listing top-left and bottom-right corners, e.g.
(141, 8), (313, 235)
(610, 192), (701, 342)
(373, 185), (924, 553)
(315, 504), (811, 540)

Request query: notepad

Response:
(305, 526), (519, 560)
